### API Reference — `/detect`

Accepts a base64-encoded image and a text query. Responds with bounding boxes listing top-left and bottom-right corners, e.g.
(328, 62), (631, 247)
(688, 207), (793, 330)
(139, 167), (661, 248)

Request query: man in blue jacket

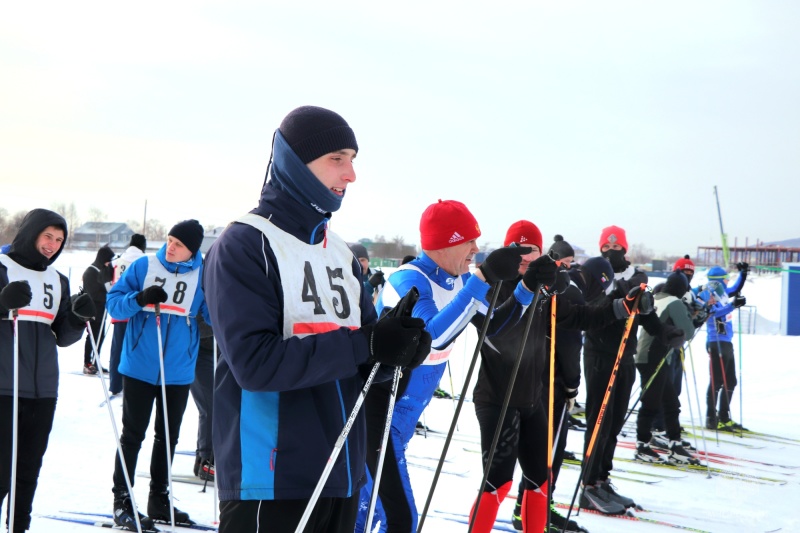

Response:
(702, 263), (748, 431)
(106, 219), (209, 531)
(203, 106), (431, 533)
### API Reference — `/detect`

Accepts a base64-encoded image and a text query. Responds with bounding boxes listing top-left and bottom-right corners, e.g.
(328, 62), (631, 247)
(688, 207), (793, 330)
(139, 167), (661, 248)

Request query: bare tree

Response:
(87, 207), (107, 222)
(144, 219), (168, 241)
(0, 208), (28, 246)
(51, 202), (81, 235)
(627, 243), (654, 265)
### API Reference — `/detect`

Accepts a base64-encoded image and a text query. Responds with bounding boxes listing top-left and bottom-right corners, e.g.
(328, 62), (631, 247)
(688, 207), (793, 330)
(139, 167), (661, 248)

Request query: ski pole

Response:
(679, 348), (699, 453)
(364, 367), (400, 533)
(9, 310), (19, 533)
(446, 360), (459, 431)
(86, 319), (144, 533)
(416, 282), (503, 533)
(154, 304), (177, 532)
(563, 289), (643, 528)
(737, 307), (743, 432)
(707, 345), (719, 444)
(687, 344), (712, 478)
(467, 285), (544, 533)
(212, 337), (218, 524)
(546, 292), (557, 532)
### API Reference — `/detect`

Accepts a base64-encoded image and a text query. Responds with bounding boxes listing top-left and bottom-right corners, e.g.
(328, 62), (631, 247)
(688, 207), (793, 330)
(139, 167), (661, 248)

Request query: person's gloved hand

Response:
(365, 316), (432, 369)
(368, 271), (385, 288)
(71, 292), (97, 322)
(479, 246), (532, 284)
(136, 286), (168, 307)
(733, 295), (747, 308)
(612, 285), (653, 318)
(0, 281), (32, 310)
(565, 387), (579, 412)
(661, 324), (685, 349)
(522, 255), (558, 292)
(736, 262), (750, 272)
(541, 268), (570, 297)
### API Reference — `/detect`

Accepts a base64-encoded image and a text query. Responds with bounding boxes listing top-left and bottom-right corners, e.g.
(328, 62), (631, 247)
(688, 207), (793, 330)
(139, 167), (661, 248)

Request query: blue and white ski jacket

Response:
(106, 245), (209, 385)
(203, 182), (378, 502)
(699, 272), (745, 344)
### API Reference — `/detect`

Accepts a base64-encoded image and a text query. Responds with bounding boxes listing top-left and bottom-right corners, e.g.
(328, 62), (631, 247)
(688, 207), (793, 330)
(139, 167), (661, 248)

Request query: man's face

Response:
(600, 243), (624, 253)
(306, 149), (357, 197)
(36, 226), (65, 259)
(358, 257), (369, 274)
(437, 239), (480, 276)
(165, 236), (193, 263)
(517, 246), (542, 275)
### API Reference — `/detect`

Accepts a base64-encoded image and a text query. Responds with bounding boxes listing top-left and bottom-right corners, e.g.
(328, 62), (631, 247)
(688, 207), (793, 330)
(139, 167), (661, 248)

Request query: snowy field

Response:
(5, 251), (799, 532)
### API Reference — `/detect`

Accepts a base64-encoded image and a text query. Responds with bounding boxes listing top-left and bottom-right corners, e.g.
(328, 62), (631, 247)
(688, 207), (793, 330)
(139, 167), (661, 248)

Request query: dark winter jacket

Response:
(0, 209), (84, 399)
(472, 275), (620, 408)
(82, 246), (114, 307)
(636, 293), (695, 365)
(203, 181), (378, 502)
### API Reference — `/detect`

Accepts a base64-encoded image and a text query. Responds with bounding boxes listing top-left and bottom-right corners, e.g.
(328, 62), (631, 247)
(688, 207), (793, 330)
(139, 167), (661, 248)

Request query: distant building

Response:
(200, 227), (226, 255)
(71, 222), (135, 250)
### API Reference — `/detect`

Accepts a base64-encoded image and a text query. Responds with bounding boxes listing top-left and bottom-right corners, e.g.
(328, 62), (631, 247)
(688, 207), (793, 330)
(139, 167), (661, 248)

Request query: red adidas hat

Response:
(673, 255), (695, 272)
(599, 225), (628, 252)
(419, 200), (481, 250)
(503, 220), (542, 251)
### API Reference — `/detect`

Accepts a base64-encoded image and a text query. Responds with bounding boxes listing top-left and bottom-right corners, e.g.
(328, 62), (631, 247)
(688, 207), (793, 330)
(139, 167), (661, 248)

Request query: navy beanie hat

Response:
(129, 233), (147, 252)
(349, 243), (369, 260)
(279, 106), (358, 165)
(169, 219), (204, 255)
(665, 271), (689, 298)
(581, 256), (615, 292)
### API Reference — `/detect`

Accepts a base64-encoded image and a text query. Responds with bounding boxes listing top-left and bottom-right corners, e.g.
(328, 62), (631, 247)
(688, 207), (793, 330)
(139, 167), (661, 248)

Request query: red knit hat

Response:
(673, 255), (695, 272)
(503, 220), (543, 251)
(598, 225), (628, 252)
(419, 200), (481, 250)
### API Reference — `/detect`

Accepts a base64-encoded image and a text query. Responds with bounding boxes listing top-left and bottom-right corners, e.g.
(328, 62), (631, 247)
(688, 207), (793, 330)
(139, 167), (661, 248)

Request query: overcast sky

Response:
(2, 1), (798, 258)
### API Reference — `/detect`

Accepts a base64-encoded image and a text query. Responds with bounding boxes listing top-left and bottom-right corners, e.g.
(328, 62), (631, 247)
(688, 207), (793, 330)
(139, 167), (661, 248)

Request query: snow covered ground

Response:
(5, 252), (799, 532)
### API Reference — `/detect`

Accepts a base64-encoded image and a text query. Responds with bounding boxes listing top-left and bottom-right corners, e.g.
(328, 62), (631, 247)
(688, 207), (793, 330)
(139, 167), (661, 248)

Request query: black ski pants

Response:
(582, 352), (636, 485)
(108, 321), (127, 395)
(112, 376), (190, 498)
(218, 494), (359, 533)
(706, 340), (737, 421)
(636, 358), (682, 443)
(0, 396), (57, 532)
(190, 345), (215, 461)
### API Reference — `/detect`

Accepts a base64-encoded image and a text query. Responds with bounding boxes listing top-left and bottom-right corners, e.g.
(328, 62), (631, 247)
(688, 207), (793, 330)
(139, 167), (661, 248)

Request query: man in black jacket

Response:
(82, 245), (115, 374)
(0, 208), (94, 532)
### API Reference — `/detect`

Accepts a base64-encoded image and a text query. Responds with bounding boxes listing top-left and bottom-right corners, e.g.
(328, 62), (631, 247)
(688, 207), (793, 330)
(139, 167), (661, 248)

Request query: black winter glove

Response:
(479, 246), (531, 284)
(661, 324), (686, 349)
(365, 316), (432, 369)
(368, 271), (385, 289)
(612, 284), (653, 318)
(522, 254), (558, 292)
(542, 267), (570, 297)
(733, 295), (747, 308)
(136, 286), (168, 307)
(736, 262), (750, 272)
(0, 281), (33, 310)
(71, 292), (97, 322)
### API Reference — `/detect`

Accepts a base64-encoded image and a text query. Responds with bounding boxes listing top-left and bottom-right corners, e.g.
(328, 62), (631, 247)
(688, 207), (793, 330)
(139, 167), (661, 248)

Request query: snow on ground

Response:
(4, 252), (799, 532)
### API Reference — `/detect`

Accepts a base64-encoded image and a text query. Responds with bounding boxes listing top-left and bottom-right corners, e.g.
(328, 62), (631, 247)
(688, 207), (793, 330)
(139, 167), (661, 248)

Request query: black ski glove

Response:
(522, 255), (558, 292)
(368, 271), (385, 289)
(71, 292), (97, 322)
(733, 295), (747, 308)
(479, 246), (531, 284)
(136, 286), (168, 307)
(541, 267), (570, 297)
(0, 281), (33, 310)
(736, 262), (750, 273)
(661, 324), (685, 349)
(364, 316), (432, 369)
(612, 284), (653, 318)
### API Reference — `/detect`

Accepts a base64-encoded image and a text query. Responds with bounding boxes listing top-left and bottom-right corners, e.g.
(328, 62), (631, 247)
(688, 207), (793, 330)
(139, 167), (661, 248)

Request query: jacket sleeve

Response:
(667, 300), (696, 343)
(203, 225), (374, 393)
(53, 273), (87, 347)
(106, 256), (148, 321)
(726, 270), (746, 295)
(82, 266), (107, 302)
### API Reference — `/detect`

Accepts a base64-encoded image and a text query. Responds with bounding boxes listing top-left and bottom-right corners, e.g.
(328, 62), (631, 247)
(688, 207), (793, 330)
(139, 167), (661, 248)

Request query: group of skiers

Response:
(0, 104), (750, 533)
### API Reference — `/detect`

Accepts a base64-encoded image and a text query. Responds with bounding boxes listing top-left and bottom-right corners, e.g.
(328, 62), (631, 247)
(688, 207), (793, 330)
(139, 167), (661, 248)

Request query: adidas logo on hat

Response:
(448, 232), (464, 244)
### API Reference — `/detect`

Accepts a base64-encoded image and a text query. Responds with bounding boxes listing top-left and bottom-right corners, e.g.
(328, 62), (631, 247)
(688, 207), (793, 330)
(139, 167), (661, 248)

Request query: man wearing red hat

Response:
(357, 200), (536, 533)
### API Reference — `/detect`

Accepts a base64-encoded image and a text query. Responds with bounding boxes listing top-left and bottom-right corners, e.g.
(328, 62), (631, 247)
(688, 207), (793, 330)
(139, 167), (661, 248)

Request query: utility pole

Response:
(713, 186), (730, 268)
(142, 200), (148, 238)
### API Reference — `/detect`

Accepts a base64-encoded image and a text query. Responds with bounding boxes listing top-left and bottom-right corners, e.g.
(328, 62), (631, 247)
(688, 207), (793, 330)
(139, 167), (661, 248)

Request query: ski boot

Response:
(667, 441), (701, 466)
(113, 495), (157, 532)
(147, 491), (195, 525)
(635, 441), (666, 463)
